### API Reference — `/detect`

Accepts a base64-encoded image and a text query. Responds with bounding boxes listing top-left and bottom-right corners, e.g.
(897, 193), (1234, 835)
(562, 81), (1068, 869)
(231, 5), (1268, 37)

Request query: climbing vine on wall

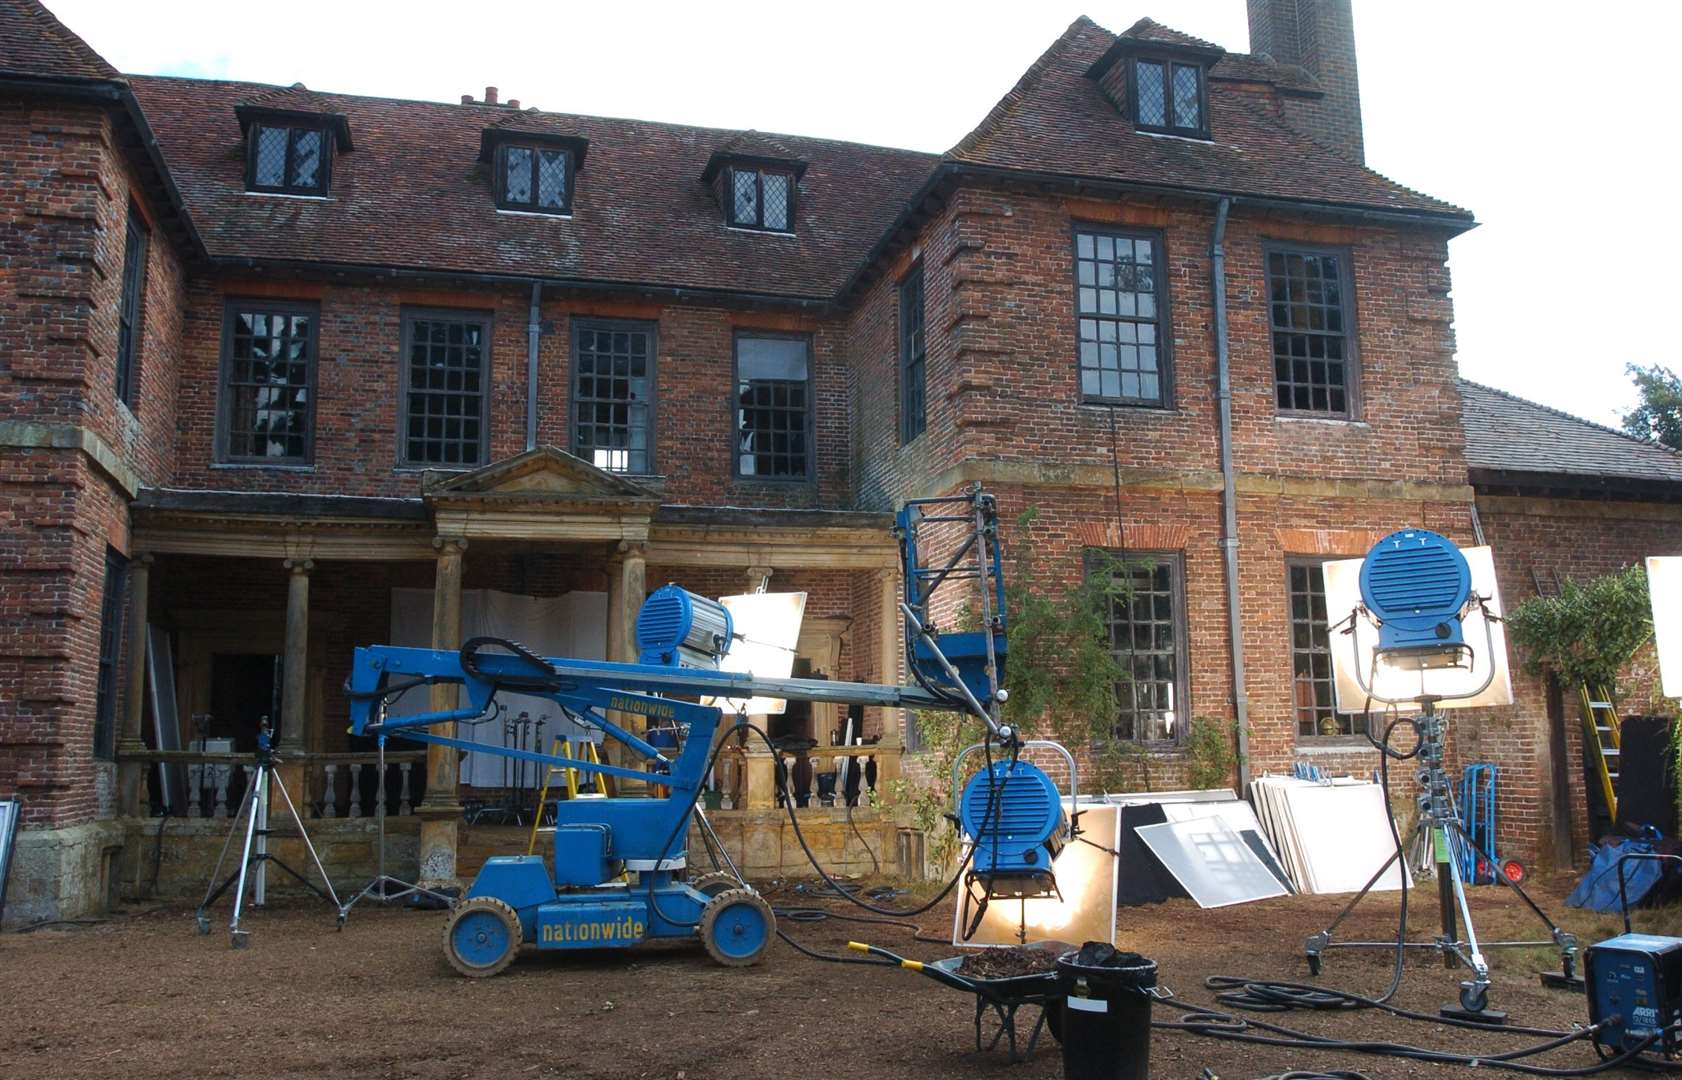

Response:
(1505, 564), (1653, 698)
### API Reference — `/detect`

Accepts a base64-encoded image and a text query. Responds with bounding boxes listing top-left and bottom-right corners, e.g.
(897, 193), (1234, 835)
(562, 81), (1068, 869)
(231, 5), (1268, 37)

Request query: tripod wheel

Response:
(1460, 984), (1489, 1014)
(1306, 953), (1321, 976)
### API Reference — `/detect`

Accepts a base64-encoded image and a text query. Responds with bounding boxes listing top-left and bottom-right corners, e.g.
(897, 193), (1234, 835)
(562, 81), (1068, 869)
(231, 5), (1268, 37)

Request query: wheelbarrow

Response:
(848, 939), (1071, 1062)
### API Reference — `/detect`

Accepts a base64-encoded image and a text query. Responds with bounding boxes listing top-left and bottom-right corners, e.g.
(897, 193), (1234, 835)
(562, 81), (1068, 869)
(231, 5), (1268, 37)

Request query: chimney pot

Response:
(484, 86), (498, 106)
(460, 94), (474, 104)
(507, 99), (520, 110)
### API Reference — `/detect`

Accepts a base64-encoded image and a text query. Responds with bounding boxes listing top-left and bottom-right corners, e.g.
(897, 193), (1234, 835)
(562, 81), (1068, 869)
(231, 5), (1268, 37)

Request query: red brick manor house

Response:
(4, 0), (1679, 925)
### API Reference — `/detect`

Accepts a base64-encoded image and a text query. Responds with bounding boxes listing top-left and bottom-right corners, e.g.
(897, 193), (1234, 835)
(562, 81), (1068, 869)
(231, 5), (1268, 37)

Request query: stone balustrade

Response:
(119, 749), (427, 820)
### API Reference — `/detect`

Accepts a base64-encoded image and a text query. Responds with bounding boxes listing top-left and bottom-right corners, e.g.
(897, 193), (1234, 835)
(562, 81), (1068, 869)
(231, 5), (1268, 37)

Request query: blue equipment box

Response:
(551, 824), (617, 887)
(1586, 933), (1682, 1054)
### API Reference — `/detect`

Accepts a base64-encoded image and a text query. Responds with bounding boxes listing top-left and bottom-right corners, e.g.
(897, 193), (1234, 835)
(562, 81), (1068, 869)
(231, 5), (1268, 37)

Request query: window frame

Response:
(1092, 549), (1190, 749)
(115, 202), (149, 408)
(568, 316), (659, 476)
(245, 122), (332, 196)
(1286, 556), (1367, 743)
(1263, 241), (1361, 420)
(725, 165), (796, 233)
(396, 306), (494, 470)
(898, 264), (927, 444)
(1071, 223), (1174, 408)
(731, 330), (815, 483)
(93, 546), (128, 762)
(494, 142), (574, 216)
(215, 298), (321, 466)
(1129, 56), (1209, 139)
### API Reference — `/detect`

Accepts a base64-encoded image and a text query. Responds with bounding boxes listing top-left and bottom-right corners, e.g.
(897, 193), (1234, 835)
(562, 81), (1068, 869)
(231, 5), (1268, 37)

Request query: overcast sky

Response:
(49, 0), (1678, 430)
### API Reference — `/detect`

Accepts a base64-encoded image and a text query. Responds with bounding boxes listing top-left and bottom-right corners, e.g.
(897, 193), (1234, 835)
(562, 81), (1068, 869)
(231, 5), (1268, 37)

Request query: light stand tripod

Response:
(1305, 694), (1582, 1019)
(195, 723), (343, 947)
(339, 734), (456, 915)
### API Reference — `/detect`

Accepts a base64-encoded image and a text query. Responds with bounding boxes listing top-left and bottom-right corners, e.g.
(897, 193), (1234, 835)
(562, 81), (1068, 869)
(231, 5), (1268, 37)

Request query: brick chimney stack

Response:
(1246, 0), (1364, 164)
(484, 85), (498, 106)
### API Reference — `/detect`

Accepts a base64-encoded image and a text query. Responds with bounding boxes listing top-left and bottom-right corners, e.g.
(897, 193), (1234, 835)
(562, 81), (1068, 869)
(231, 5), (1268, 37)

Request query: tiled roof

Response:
(1208, 51), (1319, 92)
(127, 75), (940, 301)
(1459, 380), (1682, 486)
(0, 0), (120, 82)
(1119, 16), (1223, 53)
(949, 17), (1469, 223)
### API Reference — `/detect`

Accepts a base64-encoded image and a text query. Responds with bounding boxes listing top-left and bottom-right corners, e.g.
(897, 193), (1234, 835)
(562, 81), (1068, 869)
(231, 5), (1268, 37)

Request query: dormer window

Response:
(248, 122), (330, 195)
(497, 143), (572, 215)
(727, 166), (793, 232)
(478, 128), (588, 217)
(1132, 58), (1207, 138)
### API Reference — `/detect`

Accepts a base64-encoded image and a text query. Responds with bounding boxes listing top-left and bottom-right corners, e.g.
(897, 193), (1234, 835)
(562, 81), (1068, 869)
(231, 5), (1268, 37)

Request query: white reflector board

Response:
(956, 803), (1118, 948)
(1323, 545), (1514, 710)
(1282, 782), (1408, 894)
(1647, 557), (1682, 699)
(1135, 818), (1290, 909)
(704, 592), (806, 716)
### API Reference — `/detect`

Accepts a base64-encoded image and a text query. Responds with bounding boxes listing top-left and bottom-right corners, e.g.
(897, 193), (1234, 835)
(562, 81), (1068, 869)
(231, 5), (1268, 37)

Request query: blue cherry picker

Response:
(344, 485), (1078, 975)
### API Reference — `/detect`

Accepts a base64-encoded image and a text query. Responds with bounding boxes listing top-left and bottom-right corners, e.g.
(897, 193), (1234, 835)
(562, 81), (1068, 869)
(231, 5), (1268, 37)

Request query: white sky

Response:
(50, 0), (1678, 429)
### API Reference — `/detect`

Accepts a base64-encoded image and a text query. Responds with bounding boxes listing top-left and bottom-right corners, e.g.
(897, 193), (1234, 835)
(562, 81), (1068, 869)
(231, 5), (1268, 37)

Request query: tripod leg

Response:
(1447, 819), (1581, 982)
(196, 772), (259, 934)
(1435, 827), (1458, 969)
(228, 768), (266, 947)
(272, 769), (343, 911)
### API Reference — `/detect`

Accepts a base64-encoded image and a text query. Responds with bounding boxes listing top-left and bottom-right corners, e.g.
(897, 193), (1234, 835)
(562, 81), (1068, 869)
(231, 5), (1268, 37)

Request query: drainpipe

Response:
(1211, 197), (1252, 791)
(525, 282), (542, 451)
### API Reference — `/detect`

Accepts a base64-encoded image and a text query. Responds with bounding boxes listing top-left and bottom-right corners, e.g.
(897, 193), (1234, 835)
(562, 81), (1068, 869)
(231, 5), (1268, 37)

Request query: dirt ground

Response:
(0, 871), (1661, 1079)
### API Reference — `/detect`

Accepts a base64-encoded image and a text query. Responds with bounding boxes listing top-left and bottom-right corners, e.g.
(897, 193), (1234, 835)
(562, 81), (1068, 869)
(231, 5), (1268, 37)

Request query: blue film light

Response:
(635, 584), (734, 668)
(1359, 529), (1473, 666)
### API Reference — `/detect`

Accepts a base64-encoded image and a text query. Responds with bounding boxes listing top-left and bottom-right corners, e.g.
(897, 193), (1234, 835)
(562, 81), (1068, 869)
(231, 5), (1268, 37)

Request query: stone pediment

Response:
(423, 445), (660, 503)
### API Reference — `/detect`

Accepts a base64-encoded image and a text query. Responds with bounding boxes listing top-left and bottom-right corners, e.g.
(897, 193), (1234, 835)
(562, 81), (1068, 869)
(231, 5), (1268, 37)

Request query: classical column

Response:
(877, 568), (903, 752)
(117, 553), (153, 819)
(745, 565), (772, 593)
(279, 559), (313, 754)
(615, 541), (646, 663)
(418, 537), (466, 889)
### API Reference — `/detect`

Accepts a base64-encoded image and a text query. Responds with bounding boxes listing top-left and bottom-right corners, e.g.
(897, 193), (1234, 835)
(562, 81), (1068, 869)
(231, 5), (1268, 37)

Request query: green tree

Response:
(1505, 564), (1652, 698)
(1621, 364), (1682, 450)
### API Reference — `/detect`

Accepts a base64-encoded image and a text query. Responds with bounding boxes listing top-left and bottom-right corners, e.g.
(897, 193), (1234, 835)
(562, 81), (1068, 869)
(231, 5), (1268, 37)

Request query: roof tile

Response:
(0, 0), (120, 82)
(1459, 380), (1682, 485)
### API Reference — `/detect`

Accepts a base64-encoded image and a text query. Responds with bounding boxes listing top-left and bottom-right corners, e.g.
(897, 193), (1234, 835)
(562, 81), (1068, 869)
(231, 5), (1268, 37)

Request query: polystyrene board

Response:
(1647, 557), (1682, 698)
(705, 592), (807, 716)
(1104, 789), (1238, 806)
(1282, 783), (1408, 894)
(955, 802), (1119, 948)
(1161, 800), (1288, 880)
(1135, 818), (1290, 909)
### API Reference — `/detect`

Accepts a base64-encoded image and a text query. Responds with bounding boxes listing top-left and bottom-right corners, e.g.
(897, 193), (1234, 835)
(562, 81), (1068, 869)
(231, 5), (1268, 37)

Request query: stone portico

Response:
(115, 447), (910, 898)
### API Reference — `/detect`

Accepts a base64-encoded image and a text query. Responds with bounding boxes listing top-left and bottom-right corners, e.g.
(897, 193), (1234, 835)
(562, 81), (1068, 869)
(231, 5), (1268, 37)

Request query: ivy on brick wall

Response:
(1505, 564), (1652, 698)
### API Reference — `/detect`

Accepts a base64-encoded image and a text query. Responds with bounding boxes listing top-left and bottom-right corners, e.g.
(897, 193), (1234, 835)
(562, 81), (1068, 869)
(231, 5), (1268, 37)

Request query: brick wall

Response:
(0, 91), (186, 828)
(170, 283), (855, 508)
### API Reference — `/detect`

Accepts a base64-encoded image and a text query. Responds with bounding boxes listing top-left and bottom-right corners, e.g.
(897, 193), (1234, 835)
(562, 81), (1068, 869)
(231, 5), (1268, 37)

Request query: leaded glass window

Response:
(115, 203), (148, 407)
(572, 319), (654, 474)
(735, 334), (811, 479)
(93, 547), (127, 762)
(1134, 59), (1206, 137)
(899, 267), (926, 443)
(1102, 556), (1186, 745)
(1267, 248), (1355, 416)
(497, 144), (572, 214)
(1075, 228), (1166, 404)
(401, 311), (490, 467)
(219, 302), (316, 463)
(726, 166), (795, 232)
(1289, 560), (1363, 739)
(247, 123), (331, 194)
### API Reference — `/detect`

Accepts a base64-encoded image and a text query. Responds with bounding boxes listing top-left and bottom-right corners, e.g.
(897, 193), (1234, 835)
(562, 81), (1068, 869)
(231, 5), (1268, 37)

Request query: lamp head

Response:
(1359, 529), (1473, 670)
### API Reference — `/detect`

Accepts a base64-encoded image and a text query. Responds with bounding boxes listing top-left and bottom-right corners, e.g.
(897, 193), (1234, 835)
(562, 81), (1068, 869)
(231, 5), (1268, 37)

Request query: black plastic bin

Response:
(1055, 946), (1157, 1080)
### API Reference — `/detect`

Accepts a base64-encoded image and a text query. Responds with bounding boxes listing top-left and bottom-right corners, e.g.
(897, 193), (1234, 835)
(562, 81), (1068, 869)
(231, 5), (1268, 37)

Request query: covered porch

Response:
(116, 447), (911, 896)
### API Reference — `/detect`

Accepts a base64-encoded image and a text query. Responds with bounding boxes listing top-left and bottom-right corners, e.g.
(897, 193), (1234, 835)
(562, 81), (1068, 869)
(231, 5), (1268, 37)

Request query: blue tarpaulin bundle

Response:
(1567, 829), (1664, 913)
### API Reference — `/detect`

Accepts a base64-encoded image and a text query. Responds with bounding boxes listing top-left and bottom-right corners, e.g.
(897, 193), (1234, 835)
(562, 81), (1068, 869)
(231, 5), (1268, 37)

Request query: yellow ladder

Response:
(525, 738), (610, 856)
(1580, 684), (1622, 825)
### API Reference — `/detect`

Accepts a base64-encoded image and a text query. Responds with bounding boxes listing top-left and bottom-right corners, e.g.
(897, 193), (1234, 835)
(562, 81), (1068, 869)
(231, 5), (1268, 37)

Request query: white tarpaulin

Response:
(387, 589), (606, 788)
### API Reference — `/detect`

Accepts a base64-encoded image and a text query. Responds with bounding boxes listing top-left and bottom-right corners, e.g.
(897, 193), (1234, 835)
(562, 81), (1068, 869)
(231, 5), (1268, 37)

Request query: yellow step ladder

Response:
(1580, 684), (1622, 825)
(525, 738), (610, 856)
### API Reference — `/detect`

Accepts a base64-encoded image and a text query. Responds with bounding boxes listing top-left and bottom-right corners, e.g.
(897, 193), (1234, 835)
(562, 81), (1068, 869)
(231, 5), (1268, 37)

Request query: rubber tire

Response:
(699, 888), (775, 968)
(1045, 1001), (1063, 1044)
(690, 871), (743, 899)
(443, 897), (523, 978)
(1501, 858), (1527, 885)
(1460, 984), (1489, 1014)
(1307, 953), (1322, 976)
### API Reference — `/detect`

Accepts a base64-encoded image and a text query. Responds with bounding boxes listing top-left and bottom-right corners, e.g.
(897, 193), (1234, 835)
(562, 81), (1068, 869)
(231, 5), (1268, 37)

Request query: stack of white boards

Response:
(1250, 776), (1410, 895)
(1096, 791), (1294, 909)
